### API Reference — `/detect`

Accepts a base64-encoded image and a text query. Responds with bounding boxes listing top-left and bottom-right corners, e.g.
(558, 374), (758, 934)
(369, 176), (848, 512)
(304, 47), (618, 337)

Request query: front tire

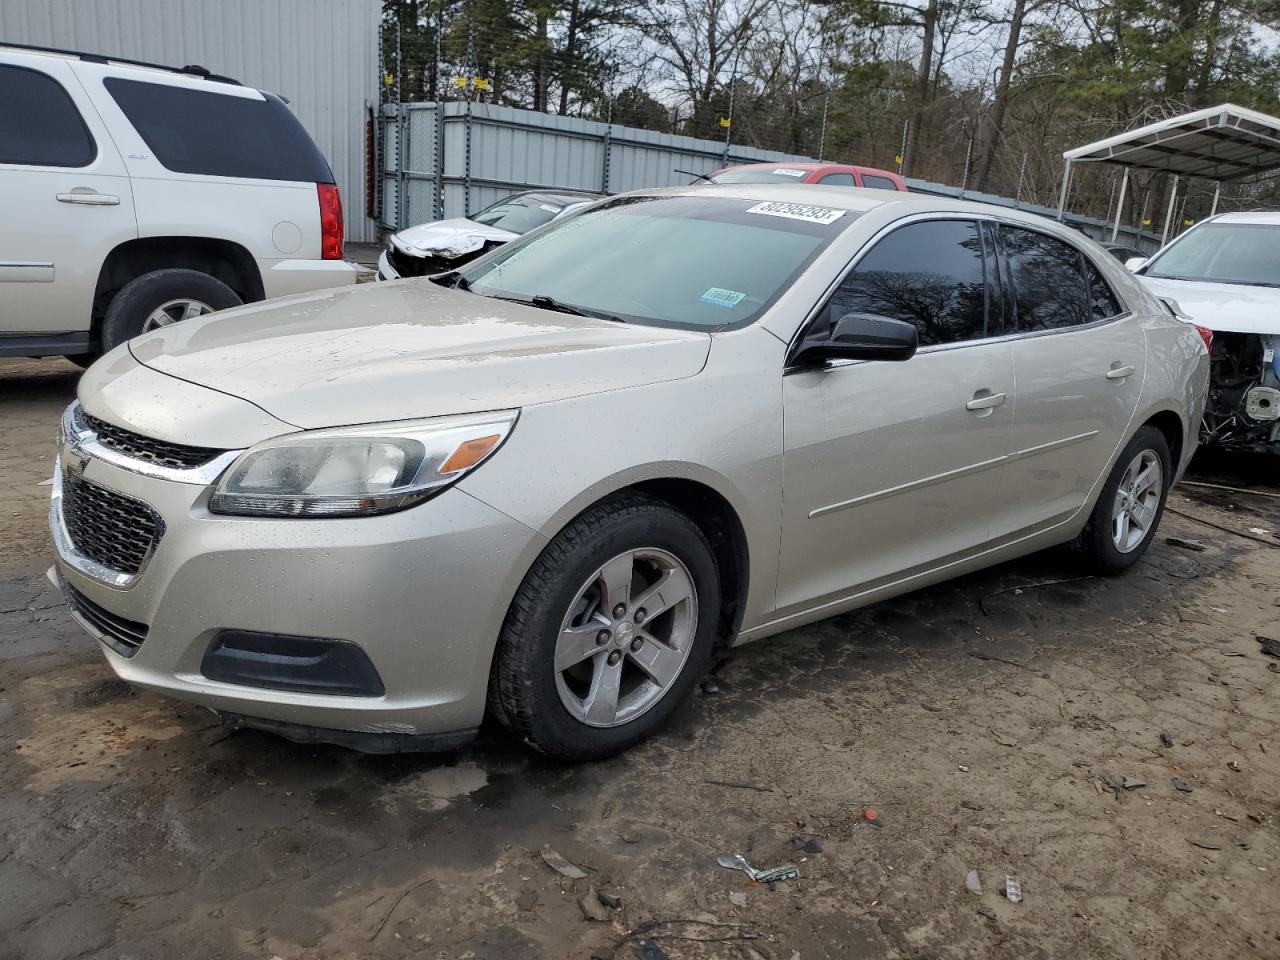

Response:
(490, 493), (720, 761)
(101, 269), (241, 352)
(1077, 425), (1172, 574)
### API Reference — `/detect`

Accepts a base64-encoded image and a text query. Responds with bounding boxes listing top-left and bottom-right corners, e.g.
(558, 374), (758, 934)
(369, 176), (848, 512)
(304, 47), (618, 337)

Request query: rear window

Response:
(0, 64), (95, 167)
(104, 77), (333, 182)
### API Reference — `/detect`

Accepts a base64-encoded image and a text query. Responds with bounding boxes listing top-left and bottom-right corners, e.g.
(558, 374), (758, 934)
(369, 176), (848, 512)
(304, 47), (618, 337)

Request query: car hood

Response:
(128, 282), (712, 429)
(392, 217), (517, 258)
(1139, 275), (1280, 335)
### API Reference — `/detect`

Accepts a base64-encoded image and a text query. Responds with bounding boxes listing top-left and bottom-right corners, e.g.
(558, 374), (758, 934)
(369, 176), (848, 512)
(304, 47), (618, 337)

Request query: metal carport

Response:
(1057, 103), (1280, 244)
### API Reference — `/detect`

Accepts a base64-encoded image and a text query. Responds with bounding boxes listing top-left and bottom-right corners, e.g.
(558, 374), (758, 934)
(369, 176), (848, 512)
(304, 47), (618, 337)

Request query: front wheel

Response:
(490, 493), (720, 761)
(1076, 425), (1172, 574)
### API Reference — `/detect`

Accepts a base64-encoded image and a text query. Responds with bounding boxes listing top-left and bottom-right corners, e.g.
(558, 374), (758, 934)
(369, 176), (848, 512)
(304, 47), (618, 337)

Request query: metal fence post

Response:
(600, 98), (612, 194)
(434, 104), (445, 221)
(818, 93), (828, 162)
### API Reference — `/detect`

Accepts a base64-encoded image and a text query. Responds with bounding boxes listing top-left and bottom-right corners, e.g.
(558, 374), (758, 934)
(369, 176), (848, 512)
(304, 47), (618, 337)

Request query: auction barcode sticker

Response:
(772, 168), (809, 178)
(745, 201), (845, 225)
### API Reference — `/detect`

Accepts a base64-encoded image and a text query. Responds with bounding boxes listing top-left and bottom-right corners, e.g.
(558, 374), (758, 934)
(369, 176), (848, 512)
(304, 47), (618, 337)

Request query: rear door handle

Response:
(56, 191), (120, 206)
(1106, 364), (1135, 380)
(966, 390), (1007, 412)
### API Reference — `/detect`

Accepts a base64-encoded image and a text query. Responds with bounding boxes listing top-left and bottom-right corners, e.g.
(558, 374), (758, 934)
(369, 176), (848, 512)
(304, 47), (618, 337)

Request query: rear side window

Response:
(0, 64), (95, 167)
(860, 174), (898, 190)
(1085, 259), (1124, 321)
(827, 219), (990, 347)
(1002, 226), (1090, 331)
(819, 173), (856, 186)
(104, 78), (333, 182)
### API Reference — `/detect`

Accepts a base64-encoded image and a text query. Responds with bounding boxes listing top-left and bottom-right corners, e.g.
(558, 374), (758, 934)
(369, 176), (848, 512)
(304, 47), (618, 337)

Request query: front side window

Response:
(0, 65), (95, 167)
(471, 195), (566, 234)
(824, 219), (990, 347)
(104, 78), (333, 182)
(460, 195), (854, 330)
(1144, 222), (1280, 286)
(1002, 226), (1091, 331)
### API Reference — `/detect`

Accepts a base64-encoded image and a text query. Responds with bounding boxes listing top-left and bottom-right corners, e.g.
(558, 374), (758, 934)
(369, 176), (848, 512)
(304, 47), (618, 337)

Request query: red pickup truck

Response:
(709, 162), (909, 191)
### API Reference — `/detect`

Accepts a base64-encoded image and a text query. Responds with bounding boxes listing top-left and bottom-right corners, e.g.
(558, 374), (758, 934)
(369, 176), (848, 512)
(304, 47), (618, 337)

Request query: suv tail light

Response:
(317, 183), (344, 260)
(1194, 325), (1213, 353)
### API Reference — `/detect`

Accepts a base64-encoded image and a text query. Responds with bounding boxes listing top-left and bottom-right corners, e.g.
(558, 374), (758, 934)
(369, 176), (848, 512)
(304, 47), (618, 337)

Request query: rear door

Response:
(991, 224), (1145, 538)
(777, 217), (1015, 614)
(0, 57), (136, 338)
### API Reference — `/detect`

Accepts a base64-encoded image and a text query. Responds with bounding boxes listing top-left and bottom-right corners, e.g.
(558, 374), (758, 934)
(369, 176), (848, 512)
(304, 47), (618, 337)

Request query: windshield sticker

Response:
(539, 204), (563, 213)
(745, 201), (846, 225)
(771, 168), (809, 178)
(700, 287), (746, 308)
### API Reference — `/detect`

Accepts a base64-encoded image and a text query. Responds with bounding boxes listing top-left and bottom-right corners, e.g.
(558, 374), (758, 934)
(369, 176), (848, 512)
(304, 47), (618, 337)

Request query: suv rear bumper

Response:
(261, 257), (361, 298)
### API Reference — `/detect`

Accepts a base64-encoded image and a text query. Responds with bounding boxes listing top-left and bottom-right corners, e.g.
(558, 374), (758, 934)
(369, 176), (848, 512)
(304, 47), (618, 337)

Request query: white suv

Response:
(0, 44), (358, 362)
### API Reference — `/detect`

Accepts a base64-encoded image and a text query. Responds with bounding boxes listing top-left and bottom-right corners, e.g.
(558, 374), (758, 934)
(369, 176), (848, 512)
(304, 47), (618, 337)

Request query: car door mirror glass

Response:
(1124, 256), (1148, 273)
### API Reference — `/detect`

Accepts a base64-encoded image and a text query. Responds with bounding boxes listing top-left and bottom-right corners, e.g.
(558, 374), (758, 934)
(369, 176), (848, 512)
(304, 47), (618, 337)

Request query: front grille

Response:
(387, 244), (448, 278)
(83, 412), (224, 470)
(62, 472), (163, 576)
(61, 577), (148, 658)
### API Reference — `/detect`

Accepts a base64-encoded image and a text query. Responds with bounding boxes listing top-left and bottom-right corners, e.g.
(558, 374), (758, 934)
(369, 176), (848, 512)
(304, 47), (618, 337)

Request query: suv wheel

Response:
(1076, 425), (1172, 574)
(102, 269), (241, 352)
(490, 493), (720, 761)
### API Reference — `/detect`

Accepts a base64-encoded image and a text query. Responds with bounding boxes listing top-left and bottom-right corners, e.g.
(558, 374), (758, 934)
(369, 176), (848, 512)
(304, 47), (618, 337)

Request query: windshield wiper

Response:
(675, 167), (718, 184)
(491, 293), (624, 323)
(430, 270), (470, 291)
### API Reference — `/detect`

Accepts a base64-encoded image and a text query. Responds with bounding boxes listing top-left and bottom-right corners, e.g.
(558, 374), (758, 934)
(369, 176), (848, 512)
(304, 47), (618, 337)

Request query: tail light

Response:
(316, 183), (344, 260)
(1194, 325), (1213, 353)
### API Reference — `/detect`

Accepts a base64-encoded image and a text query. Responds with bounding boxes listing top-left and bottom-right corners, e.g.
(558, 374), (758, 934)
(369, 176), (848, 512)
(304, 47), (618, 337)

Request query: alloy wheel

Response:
(142, 298), (214, 332)
(1111, 449), (1163, 553)
(554, 547), (698, 728)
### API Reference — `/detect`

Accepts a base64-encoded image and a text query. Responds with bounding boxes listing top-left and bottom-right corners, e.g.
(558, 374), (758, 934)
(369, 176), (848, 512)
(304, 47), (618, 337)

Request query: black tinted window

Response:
(1086, 259), (1124, 321)
(1003, 226), (1090, 331)
(861, 174), (898, 190)
(0, 65), (95, 167)
(104, 78), (332, 182)
(826, 220), (990, 347)
(820, 173), (856, 186)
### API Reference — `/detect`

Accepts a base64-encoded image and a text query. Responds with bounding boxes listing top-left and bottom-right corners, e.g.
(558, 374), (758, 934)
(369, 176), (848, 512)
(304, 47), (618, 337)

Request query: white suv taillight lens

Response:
(317, 182), (344, 260)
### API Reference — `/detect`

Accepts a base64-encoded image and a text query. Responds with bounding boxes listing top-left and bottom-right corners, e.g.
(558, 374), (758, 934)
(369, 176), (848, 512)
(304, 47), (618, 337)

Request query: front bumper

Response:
(50, 449), (546, 747)
(376, 250), (399, 281)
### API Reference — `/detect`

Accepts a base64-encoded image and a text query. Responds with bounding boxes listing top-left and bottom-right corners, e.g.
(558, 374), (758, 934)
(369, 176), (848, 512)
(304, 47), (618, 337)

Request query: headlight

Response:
(207, 411), (518, 518)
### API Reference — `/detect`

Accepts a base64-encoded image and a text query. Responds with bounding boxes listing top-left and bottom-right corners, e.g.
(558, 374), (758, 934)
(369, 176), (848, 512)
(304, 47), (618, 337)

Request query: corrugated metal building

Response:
(0, 0), (381, 241)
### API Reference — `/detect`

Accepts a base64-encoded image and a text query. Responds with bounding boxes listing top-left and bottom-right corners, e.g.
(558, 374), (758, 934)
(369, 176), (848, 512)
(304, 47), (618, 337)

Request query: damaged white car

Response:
(377, 190), (597, 280)
(1129, 212), (1280, 451)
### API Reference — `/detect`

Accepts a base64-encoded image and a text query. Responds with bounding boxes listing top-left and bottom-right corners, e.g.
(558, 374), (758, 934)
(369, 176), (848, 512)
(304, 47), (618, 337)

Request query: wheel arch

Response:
(92, 236), (265, 340)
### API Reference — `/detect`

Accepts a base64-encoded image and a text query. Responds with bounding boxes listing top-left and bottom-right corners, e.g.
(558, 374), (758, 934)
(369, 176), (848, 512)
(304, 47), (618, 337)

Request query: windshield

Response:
(1146, 223), (1280, 287)
(459, 195), (854, 330)
(713, 167), (813, 184)
(470, 195), (568, 234)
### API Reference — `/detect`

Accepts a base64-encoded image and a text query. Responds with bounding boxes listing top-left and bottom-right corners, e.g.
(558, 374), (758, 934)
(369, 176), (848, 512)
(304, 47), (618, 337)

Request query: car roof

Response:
(1204, 211), (1280, 225)
(719, 161), (899, 176)
(619, 181), (1071, 223)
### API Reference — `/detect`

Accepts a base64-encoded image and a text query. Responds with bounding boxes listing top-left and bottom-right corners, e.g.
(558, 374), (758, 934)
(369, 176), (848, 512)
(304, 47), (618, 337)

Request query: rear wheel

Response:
(102, 269), (241, 352)
(490, 493), (720, 761)
(1077, 426), (1172, 574)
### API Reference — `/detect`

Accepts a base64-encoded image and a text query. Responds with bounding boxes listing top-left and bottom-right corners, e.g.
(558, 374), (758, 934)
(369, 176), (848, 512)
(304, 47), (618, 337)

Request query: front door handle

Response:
(1106, 363), (1135, 380)
(966, 390), (1007, 412)
(56, 190), (120, 206)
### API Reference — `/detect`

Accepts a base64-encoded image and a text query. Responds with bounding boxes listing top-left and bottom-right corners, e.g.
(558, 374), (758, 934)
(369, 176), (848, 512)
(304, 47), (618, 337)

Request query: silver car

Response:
(52, 185), (1209, 761)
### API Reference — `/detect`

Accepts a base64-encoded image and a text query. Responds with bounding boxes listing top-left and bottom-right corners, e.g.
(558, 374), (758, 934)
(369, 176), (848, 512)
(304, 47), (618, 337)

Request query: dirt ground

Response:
(2, 356), (1278, 960)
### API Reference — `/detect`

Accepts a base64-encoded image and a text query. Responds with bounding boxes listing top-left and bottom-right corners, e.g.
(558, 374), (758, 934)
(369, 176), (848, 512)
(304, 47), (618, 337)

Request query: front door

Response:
(0, 58), (136, 338)
(776, 218), (1015, 615)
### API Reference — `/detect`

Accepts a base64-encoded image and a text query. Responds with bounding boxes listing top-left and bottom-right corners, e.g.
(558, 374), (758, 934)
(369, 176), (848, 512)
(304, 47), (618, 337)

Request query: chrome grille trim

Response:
(62, 402), (243, 485)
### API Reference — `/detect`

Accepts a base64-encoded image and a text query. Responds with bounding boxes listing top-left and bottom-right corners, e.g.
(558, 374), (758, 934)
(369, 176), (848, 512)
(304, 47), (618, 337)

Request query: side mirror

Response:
(1124, 256), (1148, 273)
(795, 312), (918, 366)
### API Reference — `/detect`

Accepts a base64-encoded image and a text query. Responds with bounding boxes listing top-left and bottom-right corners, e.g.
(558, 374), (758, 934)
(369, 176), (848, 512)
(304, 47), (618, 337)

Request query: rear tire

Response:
(101, 269), (241, 352)
(490, 493), (720, 761)
(1076, 425), (1172, 574)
